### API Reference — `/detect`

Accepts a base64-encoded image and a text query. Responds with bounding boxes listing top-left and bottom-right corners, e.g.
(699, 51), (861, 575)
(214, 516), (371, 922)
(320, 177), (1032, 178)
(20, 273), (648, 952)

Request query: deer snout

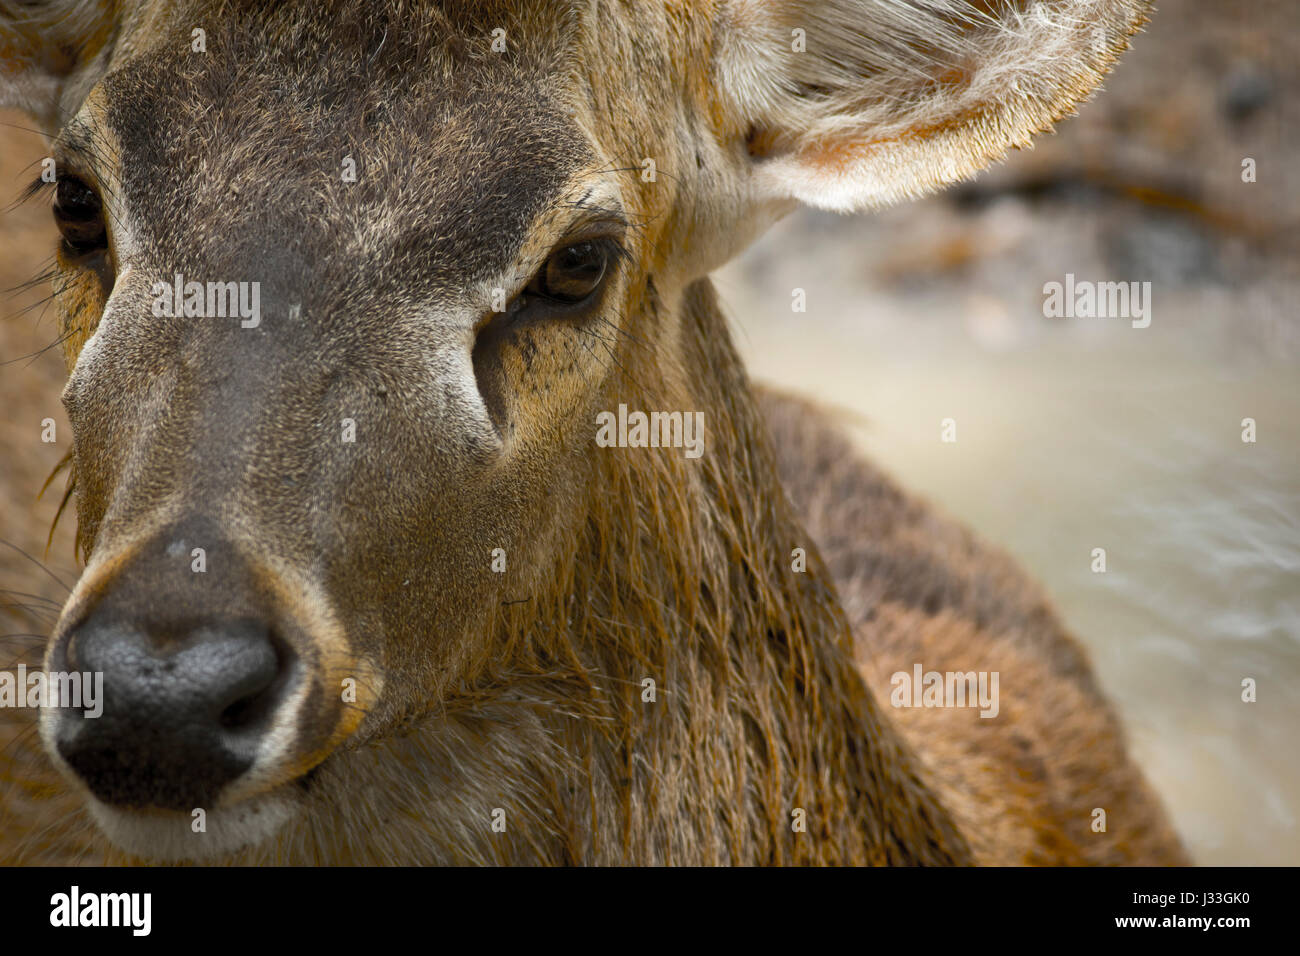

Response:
(53, 613), (293, 811)
(36, 522), (361, 820)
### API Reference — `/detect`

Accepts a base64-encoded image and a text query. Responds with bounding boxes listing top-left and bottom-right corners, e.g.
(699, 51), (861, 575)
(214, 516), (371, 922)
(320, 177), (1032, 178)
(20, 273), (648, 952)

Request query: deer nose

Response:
(53, 612), (293, 810)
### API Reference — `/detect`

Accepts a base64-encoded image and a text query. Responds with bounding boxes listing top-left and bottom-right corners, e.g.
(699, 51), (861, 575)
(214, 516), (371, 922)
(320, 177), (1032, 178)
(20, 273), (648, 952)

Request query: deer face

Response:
(2, 0), (1148, 859)
(24, 1), (668, 860)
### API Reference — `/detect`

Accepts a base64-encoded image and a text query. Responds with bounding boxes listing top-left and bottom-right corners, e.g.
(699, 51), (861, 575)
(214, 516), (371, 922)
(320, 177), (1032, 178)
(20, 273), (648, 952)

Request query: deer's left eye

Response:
(528, 241), (610, 305)
(53, 176), (106, 253)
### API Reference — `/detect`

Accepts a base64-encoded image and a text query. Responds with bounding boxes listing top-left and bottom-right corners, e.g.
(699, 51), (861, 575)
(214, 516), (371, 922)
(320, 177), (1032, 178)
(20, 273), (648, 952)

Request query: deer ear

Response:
(715, 0), (1150, 211)
(1, 1), (120, 130)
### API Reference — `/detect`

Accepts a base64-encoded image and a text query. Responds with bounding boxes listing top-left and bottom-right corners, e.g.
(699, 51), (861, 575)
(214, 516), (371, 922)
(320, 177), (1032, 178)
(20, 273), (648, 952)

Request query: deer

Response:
(0, 0), (1188, 865)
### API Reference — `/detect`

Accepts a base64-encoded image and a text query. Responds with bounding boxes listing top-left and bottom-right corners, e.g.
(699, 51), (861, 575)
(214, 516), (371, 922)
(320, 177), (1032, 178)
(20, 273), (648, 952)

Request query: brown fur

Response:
(0, 0), (1186, 864)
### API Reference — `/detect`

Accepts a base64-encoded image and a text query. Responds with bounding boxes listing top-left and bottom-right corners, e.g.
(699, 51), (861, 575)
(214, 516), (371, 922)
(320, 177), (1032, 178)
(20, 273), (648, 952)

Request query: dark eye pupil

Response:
(541, 242), (606, 303)
(55, 178), (100, 220)
(53, 177), (106, 251)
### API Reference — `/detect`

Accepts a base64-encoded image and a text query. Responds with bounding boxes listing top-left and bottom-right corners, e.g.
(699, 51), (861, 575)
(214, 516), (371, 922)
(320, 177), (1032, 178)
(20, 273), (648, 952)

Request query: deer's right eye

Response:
(53, 176), (106, 254)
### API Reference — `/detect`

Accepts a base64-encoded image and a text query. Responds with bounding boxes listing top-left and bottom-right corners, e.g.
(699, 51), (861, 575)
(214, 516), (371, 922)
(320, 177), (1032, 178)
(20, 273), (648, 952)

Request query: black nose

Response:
(54, 612), (291, 809)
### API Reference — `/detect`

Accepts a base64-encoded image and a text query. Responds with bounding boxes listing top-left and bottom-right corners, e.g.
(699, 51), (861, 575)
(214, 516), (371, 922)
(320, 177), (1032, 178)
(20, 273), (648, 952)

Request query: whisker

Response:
(0, 589), (61, 609)
(0, 539), (73, 595)
(0, 328), (73, 368)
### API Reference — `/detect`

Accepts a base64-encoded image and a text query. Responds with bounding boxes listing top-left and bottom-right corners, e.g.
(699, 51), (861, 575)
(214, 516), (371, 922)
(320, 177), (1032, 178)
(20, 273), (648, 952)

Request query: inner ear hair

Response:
(717, 0), (1152, 211)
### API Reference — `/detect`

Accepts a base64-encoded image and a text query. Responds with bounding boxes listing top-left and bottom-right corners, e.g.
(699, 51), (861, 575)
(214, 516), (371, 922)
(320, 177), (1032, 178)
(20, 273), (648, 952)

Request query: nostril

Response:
(214, 627), (294, 732)
(219, 691), (272, 730)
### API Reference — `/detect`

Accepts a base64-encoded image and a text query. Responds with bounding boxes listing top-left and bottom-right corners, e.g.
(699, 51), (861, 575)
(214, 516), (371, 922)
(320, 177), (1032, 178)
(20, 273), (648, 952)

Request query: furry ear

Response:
(714, 0), (1151, 211)
(1, 0), (120, 131)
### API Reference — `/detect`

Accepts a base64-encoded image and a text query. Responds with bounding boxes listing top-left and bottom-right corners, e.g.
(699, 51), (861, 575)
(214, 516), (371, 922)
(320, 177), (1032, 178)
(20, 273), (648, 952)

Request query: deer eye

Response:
(53, 175), (106, 253)
(528, 241), (610, 305)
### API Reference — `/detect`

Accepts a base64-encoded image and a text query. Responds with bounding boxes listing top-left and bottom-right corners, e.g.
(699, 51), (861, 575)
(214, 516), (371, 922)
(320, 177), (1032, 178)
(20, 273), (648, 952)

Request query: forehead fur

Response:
(91, 0), (594, 296)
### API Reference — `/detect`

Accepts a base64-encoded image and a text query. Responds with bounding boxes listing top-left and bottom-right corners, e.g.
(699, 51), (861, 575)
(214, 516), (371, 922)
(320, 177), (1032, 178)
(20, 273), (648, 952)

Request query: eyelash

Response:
(20, 174), (55, 205)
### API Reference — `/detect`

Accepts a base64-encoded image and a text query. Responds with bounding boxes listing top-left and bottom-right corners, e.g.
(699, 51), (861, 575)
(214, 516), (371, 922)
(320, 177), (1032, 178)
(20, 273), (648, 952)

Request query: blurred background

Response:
(2, 0), (1297, 863)
(714, 0), (1299, 865)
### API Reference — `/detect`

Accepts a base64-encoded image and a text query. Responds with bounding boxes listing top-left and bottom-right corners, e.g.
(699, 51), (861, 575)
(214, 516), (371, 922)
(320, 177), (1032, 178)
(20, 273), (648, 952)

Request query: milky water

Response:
(717, 217), (1300, 866)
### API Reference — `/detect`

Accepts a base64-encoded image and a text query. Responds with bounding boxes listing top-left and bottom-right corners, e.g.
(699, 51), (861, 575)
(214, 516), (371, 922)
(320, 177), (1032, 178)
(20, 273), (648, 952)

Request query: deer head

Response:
(1, 0), (1148, 861)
